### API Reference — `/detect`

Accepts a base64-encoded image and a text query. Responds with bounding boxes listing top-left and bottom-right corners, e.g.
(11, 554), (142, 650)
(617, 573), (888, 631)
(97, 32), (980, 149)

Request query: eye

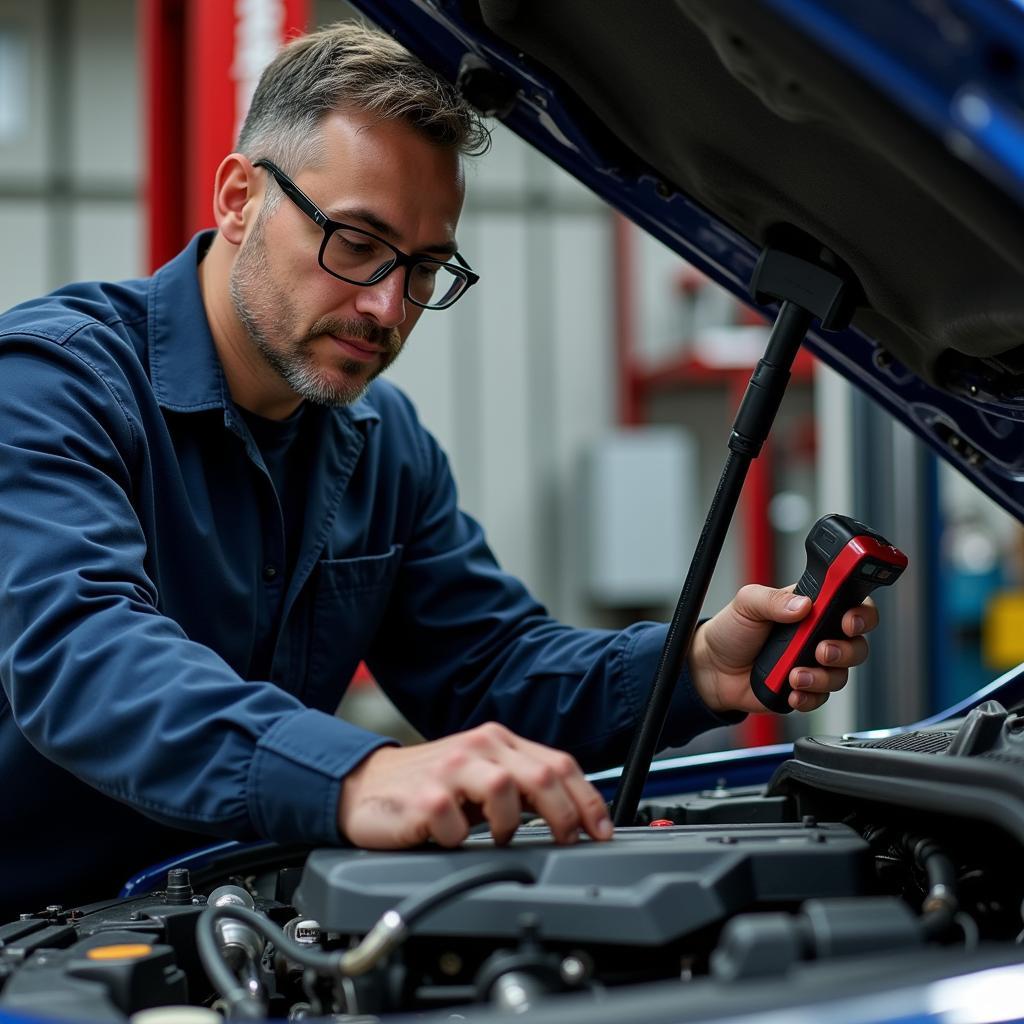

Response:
(334, 229), (376, 256)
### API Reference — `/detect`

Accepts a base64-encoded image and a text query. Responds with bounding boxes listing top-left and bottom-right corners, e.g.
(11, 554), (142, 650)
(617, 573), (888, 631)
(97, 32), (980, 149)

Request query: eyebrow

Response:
(326, 205), (459, 257)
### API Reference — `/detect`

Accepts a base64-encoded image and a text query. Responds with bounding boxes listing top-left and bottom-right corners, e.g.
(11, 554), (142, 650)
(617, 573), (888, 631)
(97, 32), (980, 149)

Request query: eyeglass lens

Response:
(323, 228), (467, 308)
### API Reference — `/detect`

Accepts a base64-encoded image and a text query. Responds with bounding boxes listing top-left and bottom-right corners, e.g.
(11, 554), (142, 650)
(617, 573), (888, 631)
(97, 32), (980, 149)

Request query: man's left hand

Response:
(690, 585), (878, 714)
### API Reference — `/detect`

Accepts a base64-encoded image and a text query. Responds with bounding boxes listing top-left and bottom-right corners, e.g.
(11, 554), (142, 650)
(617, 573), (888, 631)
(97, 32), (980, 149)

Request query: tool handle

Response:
(749, 513), (906, 715)
(750, 574), (879, 714)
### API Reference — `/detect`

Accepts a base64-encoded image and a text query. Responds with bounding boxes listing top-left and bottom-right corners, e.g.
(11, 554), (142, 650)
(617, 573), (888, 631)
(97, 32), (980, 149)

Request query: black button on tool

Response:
(262, 564), (278, 581)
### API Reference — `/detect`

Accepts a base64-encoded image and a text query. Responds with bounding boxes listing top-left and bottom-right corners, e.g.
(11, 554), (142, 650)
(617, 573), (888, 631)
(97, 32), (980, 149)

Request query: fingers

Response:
(338, 724), (612, 853)
(418, 783), (474, 848)
(730, 583), (811, 625)
(787, 637), (864, 712)
(843, 596), (878, 637)
(789, 689), (831, 712)
(699, 581), (882, 718)
(419, 729), (528, 847)
(733, 583), (879, 642)
(815, 635), (868, 669)
(509, 734), (613, 844)
(450, 758), (522, 846)
(790, 663), (848, 694)
(786, 598), (872, 716)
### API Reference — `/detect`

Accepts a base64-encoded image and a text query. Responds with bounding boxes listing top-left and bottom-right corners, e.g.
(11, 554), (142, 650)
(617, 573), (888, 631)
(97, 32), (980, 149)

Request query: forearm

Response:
(0, 344), (390, 844)
(3, 590), (392, 841)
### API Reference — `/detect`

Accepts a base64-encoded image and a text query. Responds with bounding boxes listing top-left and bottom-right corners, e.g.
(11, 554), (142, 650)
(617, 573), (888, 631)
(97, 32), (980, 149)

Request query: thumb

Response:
(731, 583), (811, 625)
(780, 590), (811, 620)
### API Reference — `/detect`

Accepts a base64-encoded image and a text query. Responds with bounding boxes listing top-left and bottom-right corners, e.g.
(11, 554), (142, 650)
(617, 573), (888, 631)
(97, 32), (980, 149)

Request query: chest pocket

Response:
(304, 544), (403, 710)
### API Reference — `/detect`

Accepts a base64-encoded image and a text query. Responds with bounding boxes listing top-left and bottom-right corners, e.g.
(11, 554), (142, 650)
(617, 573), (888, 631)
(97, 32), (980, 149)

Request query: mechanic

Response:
(0, 22), (877, 916)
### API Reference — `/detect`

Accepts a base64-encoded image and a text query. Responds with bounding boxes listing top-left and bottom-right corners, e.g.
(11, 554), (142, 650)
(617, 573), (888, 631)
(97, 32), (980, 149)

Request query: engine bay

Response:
(3, 700), (1024, 1022)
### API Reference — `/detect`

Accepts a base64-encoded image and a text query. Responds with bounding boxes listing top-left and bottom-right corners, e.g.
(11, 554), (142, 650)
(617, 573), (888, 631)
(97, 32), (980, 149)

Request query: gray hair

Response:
(237, 20), (490, 188)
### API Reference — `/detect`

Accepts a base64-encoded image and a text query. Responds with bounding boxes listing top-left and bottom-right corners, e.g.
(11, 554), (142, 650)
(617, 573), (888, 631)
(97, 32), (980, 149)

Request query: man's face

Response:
(230, 109), (466, 407)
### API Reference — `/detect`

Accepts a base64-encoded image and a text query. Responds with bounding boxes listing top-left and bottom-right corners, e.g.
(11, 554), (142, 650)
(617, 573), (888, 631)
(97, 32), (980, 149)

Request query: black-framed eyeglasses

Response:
(254, 159), (479, 311)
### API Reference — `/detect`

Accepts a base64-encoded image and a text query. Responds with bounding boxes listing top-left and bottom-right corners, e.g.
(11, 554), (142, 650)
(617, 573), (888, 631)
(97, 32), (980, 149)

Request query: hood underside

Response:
(352, 0), (1024, 518)
(476, 0), (1024, 386)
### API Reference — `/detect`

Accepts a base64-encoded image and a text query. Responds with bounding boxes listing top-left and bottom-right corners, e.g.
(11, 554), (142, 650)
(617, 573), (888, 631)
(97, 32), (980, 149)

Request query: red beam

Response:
(613, 215), (643, 425)
(142, 0), (187, 271)
(185, 0), (237, 238)
(144, 0), (311, 268)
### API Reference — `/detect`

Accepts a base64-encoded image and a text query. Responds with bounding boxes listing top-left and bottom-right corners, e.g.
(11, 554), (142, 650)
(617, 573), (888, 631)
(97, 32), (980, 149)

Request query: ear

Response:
(212, 154), (263, 246)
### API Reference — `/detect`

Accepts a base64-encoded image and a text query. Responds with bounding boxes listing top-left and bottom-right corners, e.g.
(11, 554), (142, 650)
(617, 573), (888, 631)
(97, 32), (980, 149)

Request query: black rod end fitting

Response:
(751, 248), (859, 331)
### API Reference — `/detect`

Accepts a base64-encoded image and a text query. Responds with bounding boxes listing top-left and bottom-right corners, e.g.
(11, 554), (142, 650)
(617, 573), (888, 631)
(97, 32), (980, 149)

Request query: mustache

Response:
(306, 317), (399, 353)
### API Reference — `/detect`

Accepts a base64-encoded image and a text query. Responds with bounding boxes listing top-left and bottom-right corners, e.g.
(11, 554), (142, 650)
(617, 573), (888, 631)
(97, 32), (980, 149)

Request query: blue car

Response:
(4, 2), (1024, 1022)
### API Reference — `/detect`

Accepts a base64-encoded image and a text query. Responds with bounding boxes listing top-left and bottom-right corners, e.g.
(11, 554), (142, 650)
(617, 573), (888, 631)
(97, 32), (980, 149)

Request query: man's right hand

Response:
(337, 722), (614, 849)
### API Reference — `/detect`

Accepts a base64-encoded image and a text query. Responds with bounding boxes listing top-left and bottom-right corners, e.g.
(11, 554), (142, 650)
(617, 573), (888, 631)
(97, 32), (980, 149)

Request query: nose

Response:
(352, 268), (407, 329)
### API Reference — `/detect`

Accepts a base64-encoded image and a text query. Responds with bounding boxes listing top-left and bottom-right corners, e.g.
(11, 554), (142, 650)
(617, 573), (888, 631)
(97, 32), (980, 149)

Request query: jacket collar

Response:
(146, 231), (379, 426)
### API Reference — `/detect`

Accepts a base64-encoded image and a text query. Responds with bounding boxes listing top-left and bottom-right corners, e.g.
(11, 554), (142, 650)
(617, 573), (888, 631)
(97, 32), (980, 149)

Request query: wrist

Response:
(337, 743), (398, 836)
(689, 625), (726, 714)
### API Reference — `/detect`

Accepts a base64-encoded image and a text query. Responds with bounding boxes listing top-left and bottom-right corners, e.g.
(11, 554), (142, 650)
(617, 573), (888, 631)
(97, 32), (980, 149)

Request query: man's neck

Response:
(198, 233), (303, 421)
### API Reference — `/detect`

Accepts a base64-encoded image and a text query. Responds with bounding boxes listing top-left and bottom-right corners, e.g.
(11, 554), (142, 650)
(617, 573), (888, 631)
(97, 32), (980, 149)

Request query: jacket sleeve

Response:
(367, 398), (742, 771)
(0, 334), (392, 845)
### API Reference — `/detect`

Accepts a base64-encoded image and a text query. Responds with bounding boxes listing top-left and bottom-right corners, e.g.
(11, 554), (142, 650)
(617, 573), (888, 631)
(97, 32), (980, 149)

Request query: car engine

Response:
(3, 701), (1024, 1023)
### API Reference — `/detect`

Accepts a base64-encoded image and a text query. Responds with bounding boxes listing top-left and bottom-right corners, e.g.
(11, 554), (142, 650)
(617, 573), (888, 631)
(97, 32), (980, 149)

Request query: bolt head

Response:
(560, 956), (586, 984)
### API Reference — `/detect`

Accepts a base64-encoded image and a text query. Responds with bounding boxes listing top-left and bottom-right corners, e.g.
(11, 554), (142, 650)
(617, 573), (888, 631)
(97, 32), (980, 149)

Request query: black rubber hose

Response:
(392, 862), (534, 928)
(197, 862), (535, 1016)
(920, 842), (957, 896)
(195, 909), (270, 1020)
(900, 834), (958, 940)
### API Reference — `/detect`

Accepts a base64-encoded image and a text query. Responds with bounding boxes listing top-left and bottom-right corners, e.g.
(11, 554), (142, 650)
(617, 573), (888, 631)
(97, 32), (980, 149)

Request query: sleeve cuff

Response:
(626, 623), (747, 751)
(247, 708), (397, 844)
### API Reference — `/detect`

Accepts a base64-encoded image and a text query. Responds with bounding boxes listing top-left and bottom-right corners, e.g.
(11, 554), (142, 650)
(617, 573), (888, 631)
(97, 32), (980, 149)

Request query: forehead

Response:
(299, 109), (466, 243)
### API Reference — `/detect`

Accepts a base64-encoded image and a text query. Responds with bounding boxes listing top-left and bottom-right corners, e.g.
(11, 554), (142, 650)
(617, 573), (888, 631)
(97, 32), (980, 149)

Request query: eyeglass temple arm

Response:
(254, 159), (329, 228)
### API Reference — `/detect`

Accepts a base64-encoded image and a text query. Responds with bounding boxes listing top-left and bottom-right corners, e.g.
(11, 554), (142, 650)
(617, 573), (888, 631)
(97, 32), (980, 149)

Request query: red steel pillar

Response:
(142, 0), (309, 272)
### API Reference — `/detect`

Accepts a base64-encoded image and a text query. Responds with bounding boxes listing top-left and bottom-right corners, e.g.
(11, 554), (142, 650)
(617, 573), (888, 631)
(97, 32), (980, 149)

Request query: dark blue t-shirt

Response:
(238, 403), (311, 677)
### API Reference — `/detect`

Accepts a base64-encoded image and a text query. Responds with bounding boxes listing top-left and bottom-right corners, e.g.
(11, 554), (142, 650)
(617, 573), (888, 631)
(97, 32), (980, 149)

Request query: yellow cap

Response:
(86, 944), (153, 961)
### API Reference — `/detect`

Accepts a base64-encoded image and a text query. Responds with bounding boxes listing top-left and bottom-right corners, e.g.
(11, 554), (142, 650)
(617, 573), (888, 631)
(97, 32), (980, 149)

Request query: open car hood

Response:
(348, 0), (1024, 522)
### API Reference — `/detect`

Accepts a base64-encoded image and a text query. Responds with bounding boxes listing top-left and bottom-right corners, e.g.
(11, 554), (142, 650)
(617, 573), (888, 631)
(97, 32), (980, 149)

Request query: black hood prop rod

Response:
(611, 246), (860, 826)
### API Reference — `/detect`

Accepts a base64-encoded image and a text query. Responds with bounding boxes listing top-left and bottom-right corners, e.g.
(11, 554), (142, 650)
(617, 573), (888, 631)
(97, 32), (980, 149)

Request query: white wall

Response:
(0, 0), (141, 307)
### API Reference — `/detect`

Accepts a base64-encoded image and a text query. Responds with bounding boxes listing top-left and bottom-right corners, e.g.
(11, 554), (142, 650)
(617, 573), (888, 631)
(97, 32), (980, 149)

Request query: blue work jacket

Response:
(0, 233), (728, 916)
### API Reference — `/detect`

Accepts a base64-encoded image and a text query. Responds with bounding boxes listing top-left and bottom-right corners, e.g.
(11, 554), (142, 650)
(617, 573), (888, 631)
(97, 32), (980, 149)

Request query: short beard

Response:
(229, 215), (402, 407)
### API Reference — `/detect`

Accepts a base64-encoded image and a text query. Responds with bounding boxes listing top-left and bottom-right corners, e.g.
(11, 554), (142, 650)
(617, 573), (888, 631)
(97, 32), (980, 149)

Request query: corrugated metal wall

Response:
(0, 0), (141, 299)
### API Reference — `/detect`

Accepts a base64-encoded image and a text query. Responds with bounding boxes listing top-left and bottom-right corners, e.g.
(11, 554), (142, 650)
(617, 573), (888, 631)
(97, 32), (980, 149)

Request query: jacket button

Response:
(262, 564), (278, 581)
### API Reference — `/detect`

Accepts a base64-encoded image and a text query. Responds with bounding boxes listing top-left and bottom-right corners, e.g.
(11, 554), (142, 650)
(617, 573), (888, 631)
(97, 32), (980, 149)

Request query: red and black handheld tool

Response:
(750, 513), (907, 714)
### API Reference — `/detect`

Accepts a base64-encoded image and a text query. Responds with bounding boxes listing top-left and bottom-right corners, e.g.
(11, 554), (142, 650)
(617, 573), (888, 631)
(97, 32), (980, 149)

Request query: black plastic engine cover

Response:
(770, 712), (1024, 844)
(0, 929), (186, 1021)
(294, 823), (869, 946)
